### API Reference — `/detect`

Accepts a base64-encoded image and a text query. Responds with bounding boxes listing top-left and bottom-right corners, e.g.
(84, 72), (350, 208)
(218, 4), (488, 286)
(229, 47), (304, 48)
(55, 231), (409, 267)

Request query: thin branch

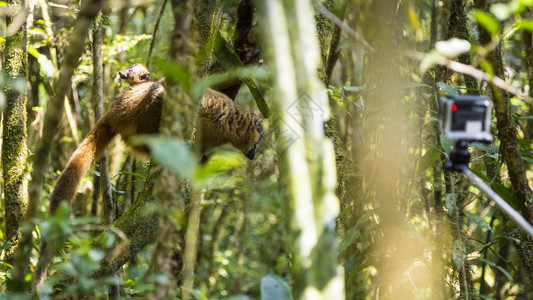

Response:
(147, 0), (168, 67)
(405, 50), (529, 100)
(313, 0), (374, 52)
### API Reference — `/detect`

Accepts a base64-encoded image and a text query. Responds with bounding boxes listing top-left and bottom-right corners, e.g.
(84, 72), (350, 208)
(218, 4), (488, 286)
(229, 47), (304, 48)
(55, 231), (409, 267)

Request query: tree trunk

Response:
(23, 0), (104, 290)
(149, 1), (195, 299)
(475, 0), (533, 292)
(2, 0), (29, 268)
(258, 0), (344, 298)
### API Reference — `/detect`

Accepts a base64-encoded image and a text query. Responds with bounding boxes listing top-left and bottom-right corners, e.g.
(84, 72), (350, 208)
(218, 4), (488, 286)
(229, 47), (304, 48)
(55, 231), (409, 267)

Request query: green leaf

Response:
(437, 82), (461, 97)
(480, 59), (495, 76)
(439, 134), (454, 154)
(477, 257), (513, 284)
(89, 169), (101, 177)
(444, 193), (457, 216)
(519, 19), (533, 31)
(470, 142), (499, 153)
(464, 211), (494, 232)
(343, 86), (365, 92)
(520, 156), (533, 163)
(398, 83), (431, 89)
(213, 31), (271, 118)
(1, 241), (13, 251)
(495, 265), (514, 284)
(470, 168), (521, 210)
(113, 171), (146, 180)
(418, 148), (441, 174)
(99, 231), (116, 248)
(452, 239), (466, 270)
(261, 271), (293, 300)
(129, 135), (197, 179)
(53, 202), (71, 221)
(195, 151), (244, 188)
(194, 67), (268, 99)
(153, 58), (192, 91)
(472, 10), (501, 34)
(0, 260), (12, 269)
(224, 296), (251, 300)
(338, 226), (359, 254)
(28, 48), (57, 78)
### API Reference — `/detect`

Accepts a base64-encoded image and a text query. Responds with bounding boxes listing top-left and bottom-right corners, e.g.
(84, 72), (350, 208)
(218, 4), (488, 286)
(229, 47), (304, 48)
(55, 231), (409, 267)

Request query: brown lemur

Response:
(49, 63), (263, 211)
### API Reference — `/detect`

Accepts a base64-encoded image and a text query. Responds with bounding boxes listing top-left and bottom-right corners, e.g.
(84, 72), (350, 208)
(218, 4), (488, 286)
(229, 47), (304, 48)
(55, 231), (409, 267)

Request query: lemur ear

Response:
(255, 118), (263, 133)
(140, 73), (151, 81)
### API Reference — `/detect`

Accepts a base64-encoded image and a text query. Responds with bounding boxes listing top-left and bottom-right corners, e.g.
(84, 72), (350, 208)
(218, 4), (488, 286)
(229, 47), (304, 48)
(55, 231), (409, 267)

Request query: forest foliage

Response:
(2, 0), (533, 299)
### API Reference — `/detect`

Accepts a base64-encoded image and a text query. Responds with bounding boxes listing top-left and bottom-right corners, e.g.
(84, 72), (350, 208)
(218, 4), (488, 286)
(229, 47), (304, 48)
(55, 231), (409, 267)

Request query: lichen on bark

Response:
(2, 0), (29, 259)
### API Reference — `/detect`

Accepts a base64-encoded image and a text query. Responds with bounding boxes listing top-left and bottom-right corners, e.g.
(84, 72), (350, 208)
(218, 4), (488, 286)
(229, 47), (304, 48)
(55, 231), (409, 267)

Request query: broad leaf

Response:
(464, 211), (494, 232)
(473, 10), (500, 35)
(452, 239), (466, 270)
(343, 86), (364, 92)
(195, 150), (244, 188)
(477, 257), (513, 284)
(153, 58), (192, 91)
(261, 272), (292, 300)
(28, 48), (57, 78)
(440, 134), (454, 154)
(470, 142), (499, 153)
(214, 31), (271, 118)
(129, 135), (197, 179)
(437, 82), (461, 97)
(418, 148), (441, 174)
(444, 193), (457, 216)
(398, 82), (431, 89)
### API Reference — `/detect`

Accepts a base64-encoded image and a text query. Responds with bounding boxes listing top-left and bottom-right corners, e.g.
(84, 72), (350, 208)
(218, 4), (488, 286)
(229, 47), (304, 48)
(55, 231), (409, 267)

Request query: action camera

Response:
(439, 95), (493, 143)
(438, 95), (533, 237)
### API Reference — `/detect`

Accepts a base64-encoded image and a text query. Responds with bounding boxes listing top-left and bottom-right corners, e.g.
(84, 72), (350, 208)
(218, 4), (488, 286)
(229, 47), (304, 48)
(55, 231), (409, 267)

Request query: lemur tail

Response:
(48, 117), (115, 213)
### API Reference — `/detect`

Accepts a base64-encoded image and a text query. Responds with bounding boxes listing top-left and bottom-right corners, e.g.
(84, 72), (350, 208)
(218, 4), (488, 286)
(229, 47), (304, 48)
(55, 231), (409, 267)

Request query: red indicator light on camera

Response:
(452, 104), (458, 112)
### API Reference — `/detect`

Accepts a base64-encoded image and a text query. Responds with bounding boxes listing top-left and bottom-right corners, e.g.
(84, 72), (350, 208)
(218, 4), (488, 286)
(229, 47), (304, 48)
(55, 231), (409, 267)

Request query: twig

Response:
(312, 0), (374, 52)
(147, 0), (168, 67)
(405, 50), (529, 100)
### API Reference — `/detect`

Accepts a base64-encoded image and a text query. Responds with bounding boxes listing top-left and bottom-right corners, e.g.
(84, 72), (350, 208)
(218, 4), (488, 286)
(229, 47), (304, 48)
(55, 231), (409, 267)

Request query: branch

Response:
(406, 50), (529, 100)
(313, 0), (373, 52)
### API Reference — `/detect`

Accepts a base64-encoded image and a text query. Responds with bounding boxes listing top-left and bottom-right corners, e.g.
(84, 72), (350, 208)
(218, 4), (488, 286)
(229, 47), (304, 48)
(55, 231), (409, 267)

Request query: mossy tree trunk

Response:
(11, 0), (104, 290)
(2, 0), (29, 262)
(474, 0), (533, 292)
(149, 1), (195, 298)
(439, 1), (477, 297)
(258, 0), (344, 299)
(314, 1), (363, 297)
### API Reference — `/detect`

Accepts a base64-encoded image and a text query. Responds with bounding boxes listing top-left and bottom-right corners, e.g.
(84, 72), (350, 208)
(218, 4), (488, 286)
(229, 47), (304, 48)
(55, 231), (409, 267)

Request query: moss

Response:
(2, 7), (29, 253)
(324, 115), (360, 208)
(314, 0), (335, 83)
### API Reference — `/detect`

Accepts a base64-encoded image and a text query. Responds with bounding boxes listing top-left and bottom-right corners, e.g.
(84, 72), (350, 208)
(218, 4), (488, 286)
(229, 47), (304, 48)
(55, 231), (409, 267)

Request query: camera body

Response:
(439, 95), (493, 143)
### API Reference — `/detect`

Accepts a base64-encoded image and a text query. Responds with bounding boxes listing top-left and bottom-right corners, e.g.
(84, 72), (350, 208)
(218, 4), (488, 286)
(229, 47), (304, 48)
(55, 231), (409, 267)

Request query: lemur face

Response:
(244, 118), (263, 159)
(119, 63), (151, 85)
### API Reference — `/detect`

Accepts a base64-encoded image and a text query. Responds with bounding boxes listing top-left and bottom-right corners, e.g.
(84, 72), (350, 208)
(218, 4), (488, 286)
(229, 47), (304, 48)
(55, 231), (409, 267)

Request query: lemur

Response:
(49, 63), (263, 211)
(34, 63), (262, 289)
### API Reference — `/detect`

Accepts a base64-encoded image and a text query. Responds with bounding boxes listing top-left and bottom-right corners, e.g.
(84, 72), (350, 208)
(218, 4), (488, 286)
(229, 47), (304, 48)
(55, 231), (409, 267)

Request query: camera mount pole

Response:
(447, 141), (533, 238)
(458, 165), (533, 237)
